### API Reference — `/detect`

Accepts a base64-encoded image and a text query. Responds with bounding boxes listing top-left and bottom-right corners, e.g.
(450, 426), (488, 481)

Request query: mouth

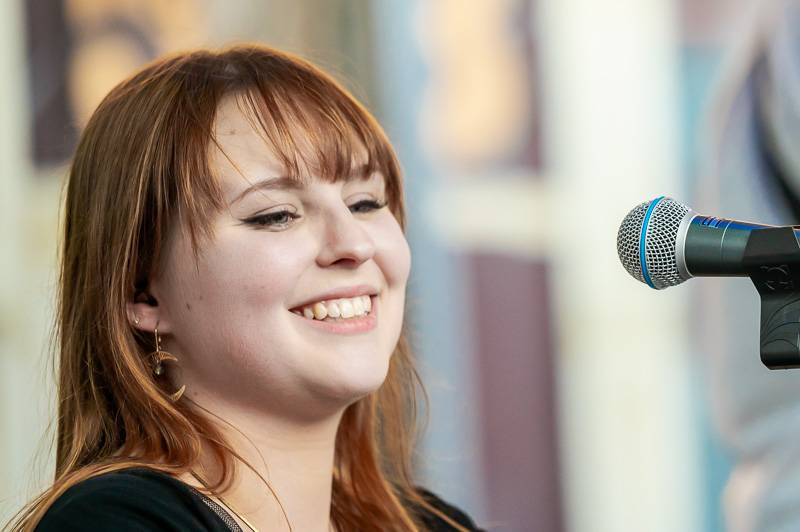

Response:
(289, 295), (378, 335)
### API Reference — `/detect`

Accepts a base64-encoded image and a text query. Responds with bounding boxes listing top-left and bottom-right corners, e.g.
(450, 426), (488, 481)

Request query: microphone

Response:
(617, 196), (800, 369)
(615, 195), (797, 289)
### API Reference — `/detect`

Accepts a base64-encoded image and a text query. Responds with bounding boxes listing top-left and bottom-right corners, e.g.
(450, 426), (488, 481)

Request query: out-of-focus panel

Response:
(468, 252), (562, 531)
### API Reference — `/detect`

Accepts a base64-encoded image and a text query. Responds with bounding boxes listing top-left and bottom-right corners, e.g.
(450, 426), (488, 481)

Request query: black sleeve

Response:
(35, 469), (226, 532)
(412, 486), (486, 532)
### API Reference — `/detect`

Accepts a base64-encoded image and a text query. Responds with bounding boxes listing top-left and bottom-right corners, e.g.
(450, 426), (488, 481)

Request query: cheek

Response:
(168, 229), (306, 316)
(374, 218), (411, 286)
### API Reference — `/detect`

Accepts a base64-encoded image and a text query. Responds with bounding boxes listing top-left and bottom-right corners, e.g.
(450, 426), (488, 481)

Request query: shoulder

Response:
(36, 467), (227, 532)
(408, 486), (485, 532)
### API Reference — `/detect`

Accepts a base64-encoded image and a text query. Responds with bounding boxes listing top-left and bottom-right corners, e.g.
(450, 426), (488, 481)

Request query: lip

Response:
(290, 295), (378, 335)
(288, 284), (379, 311)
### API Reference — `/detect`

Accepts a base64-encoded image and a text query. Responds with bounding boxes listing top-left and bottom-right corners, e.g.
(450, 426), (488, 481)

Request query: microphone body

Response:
(682, 215), (789, 276)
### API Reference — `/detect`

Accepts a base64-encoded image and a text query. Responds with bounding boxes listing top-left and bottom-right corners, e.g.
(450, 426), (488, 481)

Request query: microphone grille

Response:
(616, 197), (690, 289)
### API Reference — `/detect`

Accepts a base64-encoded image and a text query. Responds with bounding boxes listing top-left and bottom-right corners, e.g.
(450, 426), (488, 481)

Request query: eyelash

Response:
(246, 199), (388, 229)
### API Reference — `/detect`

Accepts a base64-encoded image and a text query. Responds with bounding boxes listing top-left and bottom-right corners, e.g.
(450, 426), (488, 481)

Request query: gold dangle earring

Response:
(152, 326), (186, 402)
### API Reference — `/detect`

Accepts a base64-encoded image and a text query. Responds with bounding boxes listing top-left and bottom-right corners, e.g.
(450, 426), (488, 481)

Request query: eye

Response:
(244, 200), (387, 230)
(245, 210), (300, 229)
(350, 199), (387, 213)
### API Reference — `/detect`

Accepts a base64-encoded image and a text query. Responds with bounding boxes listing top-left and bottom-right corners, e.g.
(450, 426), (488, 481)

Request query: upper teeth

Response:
(294, 295), (373, 320)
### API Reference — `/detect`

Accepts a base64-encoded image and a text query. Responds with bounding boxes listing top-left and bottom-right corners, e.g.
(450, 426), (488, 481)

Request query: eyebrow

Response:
(230, 176), (304, 204)
(230, 164), (378, 205)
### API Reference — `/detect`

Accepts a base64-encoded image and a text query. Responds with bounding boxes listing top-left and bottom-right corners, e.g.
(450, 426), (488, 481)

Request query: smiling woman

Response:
(6, 45), (483, 532)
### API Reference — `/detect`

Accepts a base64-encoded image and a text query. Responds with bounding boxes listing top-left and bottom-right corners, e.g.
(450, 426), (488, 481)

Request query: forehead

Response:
(210, 95), (290, 174)
(226, 170), (386, 207)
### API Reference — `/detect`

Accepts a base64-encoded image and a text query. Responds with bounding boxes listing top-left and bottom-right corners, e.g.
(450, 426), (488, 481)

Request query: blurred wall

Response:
(0, 1), (776, 531)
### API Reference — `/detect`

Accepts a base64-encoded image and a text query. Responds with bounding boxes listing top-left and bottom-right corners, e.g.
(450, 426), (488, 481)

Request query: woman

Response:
(7, 44), (483, 531)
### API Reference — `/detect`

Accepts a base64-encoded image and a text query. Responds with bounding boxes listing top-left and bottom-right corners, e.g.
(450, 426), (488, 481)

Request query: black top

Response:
(36, 467), (484, 531)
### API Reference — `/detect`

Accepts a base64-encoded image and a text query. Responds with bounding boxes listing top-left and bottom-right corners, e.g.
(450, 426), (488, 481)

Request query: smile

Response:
(290, 295), (378, 335)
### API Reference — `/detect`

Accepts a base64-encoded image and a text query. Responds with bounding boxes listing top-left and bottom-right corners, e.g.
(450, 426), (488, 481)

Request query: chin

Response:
(318, 356), (391, 404)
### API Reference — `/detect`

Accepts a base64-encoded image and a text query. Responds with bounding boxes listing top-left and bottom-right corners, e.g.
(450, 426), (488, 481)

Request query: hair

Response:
(6, 44), (470, 532)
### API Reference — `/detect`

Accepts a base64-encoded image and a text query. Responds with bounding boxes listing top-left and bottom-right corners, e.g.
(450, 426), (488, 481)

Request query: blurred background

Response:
(1, 0), (796, 531)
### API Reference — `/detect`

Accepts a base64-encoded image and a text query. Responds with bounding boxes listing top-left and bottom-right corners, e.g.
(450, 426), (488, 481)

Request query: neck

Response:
(183, 392), (348, 532)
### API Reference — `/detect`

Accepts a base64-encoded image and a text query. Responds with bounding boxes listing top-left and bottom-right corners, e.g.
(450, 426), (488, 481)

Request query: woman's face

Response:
(149, 95), (411, 420)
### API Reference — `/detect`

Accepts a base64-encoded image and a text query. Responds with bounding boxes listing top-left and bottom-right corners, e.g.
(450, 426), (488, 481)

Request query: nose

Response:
(316, 205), (376, 268)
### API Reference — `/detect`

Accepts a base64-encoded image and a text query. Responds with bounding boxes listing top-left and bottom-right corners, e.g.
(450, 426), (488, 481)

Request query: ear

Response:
(127, 285), (173, 334)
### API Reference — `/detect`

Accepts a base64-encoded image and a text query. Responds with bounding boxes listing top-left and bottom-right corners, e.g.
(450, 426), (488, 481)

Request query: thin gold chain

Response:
(215, 494), (336, 532)
(215, 493), (260, 532)
(190, 471), (259, 532)
(190, 471), (335, 532)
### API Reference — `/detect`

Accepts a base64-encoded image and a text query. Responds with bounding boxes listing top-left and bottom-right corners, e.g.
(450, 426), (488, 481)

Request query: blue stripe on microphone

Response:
(640, 196), (664, 289)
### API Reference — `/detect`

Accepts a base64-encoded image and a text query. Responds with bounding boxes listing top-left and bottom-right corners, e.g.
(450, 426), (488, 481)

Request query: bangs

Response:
(208, 51), (401, 191)
(232, 88), (389, 185)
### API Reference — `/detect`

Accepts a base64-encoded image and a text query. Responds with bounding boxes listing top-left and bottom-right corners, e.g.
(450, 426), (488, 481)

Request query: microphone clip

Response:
(744, 226), (800, 368)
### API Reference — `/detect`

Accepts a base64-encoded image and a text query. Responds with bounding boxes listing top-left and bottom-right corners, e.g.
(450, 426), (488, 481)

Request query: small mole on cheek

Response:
(185, 302), (192, 311)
